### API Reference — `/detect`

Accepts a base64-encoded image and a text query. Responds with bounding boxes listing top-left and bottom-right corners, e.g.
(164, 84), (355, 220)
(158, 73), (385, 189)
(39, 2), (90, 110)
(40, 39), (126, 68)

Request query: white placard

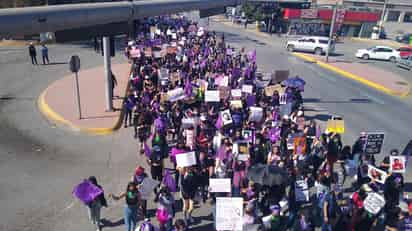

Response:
(167, 88), (185, 102)
(171, 33), (177, 40)
(364, 192), (385, 214)
(295, 180), (309, 202)
(216, 197), (243, 231)
(205, 90), (220, 102)
(390, 156), (406, 173)
(231, 89), (242, 98)
(249, 106), (263, 122)
(279, 94), (287, 105)
(237, 154), (250, 161)
(219, 76), (229, 87)
(185, 129), (195, 149)
(176, 151), (197, 168)
(241, 84), (253, 94)
(156, 29), (161, 35)
(139, 177), (159, 200)
(221, 109), (233, 125)
(182, 117), (196, 129)
(209, 178), (231, 193)
(367, 165), (387, 184)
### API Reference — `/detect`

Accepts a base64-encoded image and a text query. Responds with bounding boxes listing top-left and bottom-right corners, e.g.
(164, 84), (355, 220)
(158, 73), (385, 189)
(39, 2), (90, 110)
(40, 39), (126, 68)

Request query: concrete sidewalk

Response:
(292, 52), (411, 97)
(38, 63), (130, 135)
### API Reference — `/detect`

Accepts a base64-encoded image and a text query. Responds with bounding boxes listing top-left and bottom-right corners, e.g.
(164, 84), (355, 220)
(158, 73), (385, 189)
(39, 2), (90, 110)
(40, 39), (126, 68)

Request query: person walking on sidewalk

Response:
(87, 176), (108, 231)
(41, 44), (50, 65)
(28, 42), (38, 65)
(111, 71), (118, 98)
(111, 182), (142, 231)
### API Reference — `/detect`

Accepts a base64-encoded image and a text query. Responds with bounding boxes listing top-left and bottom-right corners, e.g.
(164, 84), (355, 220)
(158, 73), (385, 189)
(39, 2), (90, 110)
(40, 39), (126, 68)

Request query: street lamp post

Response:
(378, 0), (388, 38)
(326, 2), (338, 63)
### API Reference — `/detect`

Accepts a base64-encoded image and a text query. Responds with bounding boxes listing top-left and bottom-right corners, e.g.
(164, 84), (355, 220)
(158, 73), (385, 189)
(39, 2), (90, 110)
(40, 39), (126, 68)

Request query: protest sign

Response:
(221, 109), (232, 125)
(364, 132), (385, 154)
(242, 129), (253, 141)
(230, 100), (243, 108)
(364, 192), (385, 214)
(209, 178), (231, 193)
(182, 117), (196, 129)
(73, 180), (103, 205)
(326, 119), (345, 134)
(237, 154), (249, 161)
(139, 177), (160, 200)
(279, 94), (287, 105)
(295, 180), (309, 202)
(241, 84), (253, 94)
(238, 142), (249, 155)
(205, 90), (220, 102)
(249, 107), (263, 122)
(185, 129), (195, 149)
(402, 140), (412, 156)
(367, 165), (387, 184)
(176, 151), (197, 168)
(264, 84), (284, 97)
(167, 88), (185, 102)
(390, 156), (406, 173)
(271, 70), (290, 84)
(218, 76), (229, 87)
(231, 89), (242, 98)
(216, 197), (243, 231)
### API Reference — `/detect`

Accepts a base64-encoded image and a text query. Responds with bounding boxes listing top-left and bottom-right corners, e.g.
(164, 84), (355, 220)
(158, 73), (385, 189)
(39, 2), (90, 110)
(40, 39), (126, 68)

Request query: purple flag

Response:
(184, 79), (192, 97)
(269, 127), (281, 143)
(162, 169), (177, 192)
(144, 142), (151, 158)
(246, 95), (256, 107)
(215, 114), (223, 130)
(316, 125), (322, 139)
(73, 180), (103, 204)
(217, 146), (228, 160)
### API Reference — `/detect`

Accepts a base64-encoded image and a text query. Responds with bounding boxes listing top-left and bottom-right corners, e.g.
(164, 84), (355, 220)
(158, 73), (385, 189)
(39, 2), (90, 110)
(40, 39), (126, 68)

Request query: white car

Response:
(355, 46), (400, 62)
(286, 36), (335, 55)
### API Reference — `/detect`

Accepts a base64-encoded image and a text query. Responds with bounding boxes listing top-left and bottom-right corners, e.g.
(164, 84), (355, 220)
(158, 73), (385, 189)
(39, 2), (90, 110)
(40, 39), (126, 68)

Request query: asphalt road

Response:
(0, 19), (412, 231)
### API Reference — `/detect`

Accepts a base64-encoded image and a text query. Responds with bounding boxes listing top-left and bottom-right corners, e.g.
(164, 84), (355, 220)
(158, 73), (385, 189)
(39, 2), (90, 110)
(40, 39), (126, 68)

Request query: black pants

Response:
(42, 55), (49, 65)
(124, 109), (132, 126)
(151, 165), (163, 182)
(31, 55), (38, 65)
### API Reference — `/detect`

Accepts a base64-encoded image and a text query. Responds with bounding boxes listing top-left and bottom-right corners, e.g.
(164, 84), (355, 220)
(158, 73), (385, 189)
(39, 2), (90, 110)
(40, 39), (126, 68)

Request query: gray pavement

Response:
(0, 20), (412, 231)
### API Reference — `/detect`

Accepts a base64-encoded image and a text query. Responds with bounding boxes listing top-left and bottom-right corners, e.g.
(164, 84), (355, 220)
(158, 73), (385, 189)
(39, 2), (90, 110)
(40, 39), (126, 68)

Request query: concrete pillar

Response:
(103, 36), (113, 112)
(399, 11), (406, 23)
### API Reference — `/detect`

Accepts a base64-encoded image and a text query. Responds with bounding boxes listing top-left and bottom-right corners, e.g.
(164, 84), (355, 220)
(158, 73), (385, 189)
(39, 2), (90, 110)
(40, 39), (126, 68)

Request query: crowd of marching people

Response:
(75, 16), (412, 231)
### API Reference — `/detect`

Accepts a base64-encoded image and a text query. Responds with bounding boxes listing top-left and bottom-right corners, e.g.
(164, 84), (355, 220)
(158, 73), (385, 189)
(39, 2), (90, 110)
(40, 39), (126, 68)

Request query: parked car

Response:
(395, 33), (412, 44)
(286, 36), (335, 55)
(396, 56), (412, 70)
(397, 46), (412, 58)
(355, 46), (400, 62)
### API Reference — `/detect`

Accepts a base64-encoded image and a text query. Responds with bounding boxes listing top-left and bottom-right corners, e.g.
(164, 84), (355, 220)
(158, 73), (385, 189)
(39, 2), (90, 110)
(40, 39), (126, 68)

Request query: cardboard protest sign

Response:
(249, 106), (263, 122)
(231, 89), (242, 98)
(271, 70), (290, 84)
(295, 180), (309, 202)
(221, 109), (232, 126)
(365, 132), (385, 154)
(209, 178), (231, 193)
(326, 119), (345, 134)
(230, 100), (243, 109)
(264, 84), (284, 97)
(241, 84), (253, 94)
(364, 193), (385, 214)
(216, 197), (243, 231)
(367, 165), (387, 184)
(390, 156), (406, 173)
(139, 177), (160, 200)
(167, 88), (185, 102)
(176, 151), (197, 168)
(205, 90), (220, 102)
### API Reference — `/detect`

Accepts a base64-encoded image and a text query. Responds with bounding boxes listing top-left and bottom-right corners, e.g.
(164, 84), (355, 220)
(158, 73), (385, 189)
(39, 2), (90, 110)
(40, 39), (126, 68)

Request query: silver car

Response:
(396, 56), (412, 70)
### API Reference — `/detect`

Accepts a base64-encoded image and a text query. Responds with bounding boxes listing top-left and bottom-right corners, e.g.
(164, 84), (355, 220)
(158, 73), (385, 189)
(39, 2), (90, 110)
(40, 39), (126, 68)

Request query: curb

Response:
(348, 37), (404, 48)
(37, 74), (129, 136)
(292, 52), (411, 98)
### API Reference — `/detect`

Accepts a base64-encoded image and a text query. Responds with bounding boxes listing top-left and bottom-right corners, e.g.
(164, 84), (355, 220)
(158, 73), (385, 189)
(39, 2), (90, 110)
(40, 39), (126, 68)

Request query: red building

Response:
(282, 8), (380, 37)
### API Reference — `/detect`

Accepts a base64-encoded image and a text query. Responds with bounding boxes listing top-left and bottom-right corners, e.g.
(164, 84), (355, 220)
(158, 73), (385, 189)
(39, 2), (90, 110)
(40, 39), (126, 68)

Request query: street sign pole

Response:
(326, 2), (338, 63)
(103, 36), (113, 112)
(74, 72), (82, 119)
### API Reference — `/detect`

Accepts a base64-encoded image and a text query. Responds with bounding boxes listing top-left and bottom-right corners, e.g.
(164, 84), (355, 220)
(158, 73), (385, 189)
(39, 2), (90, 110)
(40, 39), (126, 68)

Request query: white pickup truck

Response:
(286, 36), (335, 55)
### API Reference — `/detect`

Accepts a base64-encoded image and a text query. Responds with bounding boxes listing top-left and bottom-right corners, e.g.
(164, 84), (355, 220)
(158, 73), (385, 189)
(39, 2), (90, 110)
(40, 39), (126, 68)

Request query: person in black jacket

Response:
(87, 176), (108, 231)
(28, 42), (38, 65)
(181, 167), (198, 224)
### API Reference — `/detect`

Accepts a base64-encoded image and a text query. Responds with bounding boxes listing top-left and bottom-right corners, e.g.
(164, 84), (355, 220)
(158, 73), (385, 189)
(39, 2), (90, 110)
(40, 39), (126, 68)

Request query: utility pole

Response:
(326, 1), (338, 63)
(378, 0), (388, 38)
(103, 36), (113, 112)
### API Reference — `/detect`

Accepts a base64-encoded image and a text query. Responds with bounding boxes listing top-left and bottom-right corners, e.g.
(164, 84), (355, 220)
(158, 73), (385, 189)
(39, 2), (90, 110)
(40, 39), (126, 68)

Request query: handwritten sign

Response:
(249, 106), (263, 122)
(364, 192), (385, 214)
(365, 132), (385, 154)
(295, 180), (309, 202)
(230, 100), (243, 108)
(209, 178), (231, 193)
(231, 89), (242, 98)
(264, 84), (284, 96)
(241, 84), (253, 94)
(216, 197), (243, 231)
(176, 151), (197, 168)
(326, 119), (345, 134)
